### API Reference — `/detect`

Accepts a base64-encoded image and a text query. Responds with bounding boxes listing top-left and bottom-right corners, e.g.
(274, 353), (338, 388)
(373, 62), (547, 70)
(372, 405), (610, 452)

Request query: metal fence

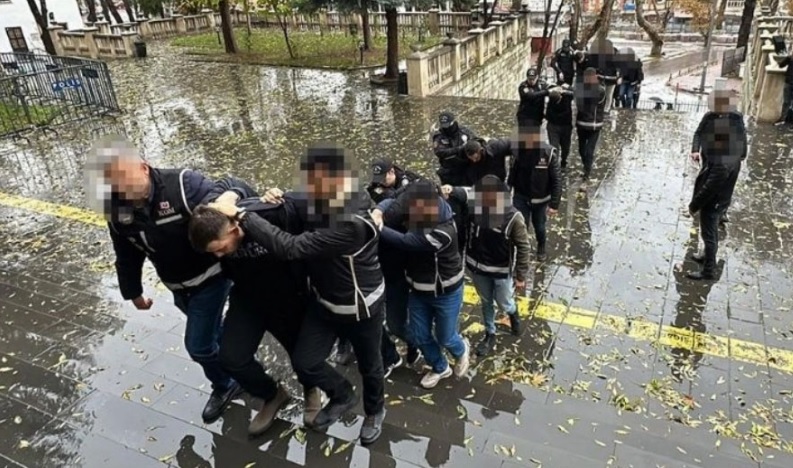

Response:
(721, 47), (746, 77)
(0, 52), (121, 138)
(621, 98), (709, 113)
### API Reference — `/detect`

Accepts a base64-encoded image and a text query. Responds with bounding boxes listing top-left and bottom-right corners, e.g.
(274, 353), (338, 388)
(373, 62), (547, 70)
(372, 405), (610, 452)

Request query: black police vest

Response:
(405, 221), (464, 296)
(110, 168), (220, 289)
(466, 210), (520, 279)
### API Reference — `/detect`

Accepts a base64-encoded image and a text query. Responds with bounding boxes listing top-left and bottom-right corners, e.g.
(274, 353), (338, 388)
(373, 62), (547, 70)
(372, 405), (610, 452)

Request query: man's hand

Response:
(689, 205), (699, 218)
(514, 279), (526, 292)
(370, 208), (384, 230)
(558, 72), (564, 81)
(214, 190), (240, 206)
(262, 188), (284, 204)
(207, 200), (241, 218)
(547, 207), (558, 216)
(132, 296), (153, 310)
(440, 185), (453, 199)
(689, 152), (701, 163)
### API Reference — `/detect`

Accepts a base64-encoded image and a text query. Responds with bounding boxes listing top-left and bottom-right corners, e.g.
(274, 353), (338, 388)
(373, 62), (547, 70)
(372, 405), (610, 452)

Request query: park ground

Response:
(0, 43), (793, 467)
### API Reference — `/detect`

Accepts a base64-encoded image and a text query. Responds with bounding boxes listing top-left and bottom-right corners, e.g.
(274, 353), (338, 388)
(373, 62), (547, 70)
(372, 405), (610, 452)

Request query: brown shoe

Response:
(248, 385), (291, 437)
(303, 387), (323, 426)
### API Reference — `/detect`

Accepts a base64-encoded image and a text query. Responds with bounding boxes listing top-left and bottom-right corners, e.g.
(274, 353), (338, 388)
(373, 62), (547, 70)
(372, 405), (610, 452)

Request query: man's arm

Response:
(109, 226), (146, 300)
(432, 133), (466, 161)
(520, 84), (550, 101)
(548, 150), (562, 210)
(735, 114), (749, 161)
(689, 164), (729, 213)
(691, 113), (710, 153)
(240, 215), (364, 260)
(508, 214), (531, 282)
(202, 176), (259, 204)
(551, 51), (561, 74)
(379, 226), (447, 252)
(181, 170), (254, 209)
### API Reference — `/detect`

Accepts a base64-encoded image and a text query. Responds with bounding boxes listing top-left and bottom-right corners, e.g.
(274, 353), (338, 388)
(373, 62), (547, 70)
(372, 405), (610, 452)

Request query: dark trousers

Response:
(172, 275), (233, 392)
(513, 193), (548, 248)
(699, 206), (726, 274)
(547, 122), (572, 165)
(619, 83), (636, 108)
(381, 273), (413, 365)
(576, 126), (601, 178)
(293, 301), (385, 416)
(218, 289), (306, 401)
(782, 83), (793, 122)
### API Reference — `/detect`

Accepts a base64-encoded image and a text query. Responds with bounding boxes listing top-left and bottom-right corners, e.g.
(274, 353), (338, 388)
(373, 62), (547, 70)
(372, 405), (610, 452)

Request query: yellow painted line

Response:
(1, 191), (792, 374)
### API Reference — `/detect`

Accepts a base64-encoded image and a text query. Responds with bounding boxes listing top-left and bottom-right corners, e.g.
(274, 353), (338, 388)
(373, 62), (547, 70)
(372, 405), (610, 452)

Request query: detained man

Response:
(188, 194), (322, 437)
(208, 143), (387, 445)
(85, 136), (246, 423)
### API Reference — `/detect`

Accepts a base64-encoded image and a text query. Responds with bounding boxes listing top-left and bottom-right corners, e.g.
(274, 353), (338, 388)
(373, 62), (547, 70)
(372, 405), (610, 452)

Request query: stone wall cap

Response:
(469, 27), (485, 34)
(82, 27), (99, 32)
(121, 31), (139, 36)
(443, 37), (461, 45)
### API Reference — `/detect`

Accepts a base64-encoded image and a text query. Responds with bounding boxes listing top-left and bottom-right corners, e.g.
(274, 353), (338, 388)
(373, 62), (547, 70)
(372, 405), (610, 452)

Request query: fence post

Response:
(202, 8), (216, 28)
(319, 10), (328, 34)
(82, 27), (100, 59)
(48, 25), (65, 56)
(491, 20), (504, 55)
(407, 51), (430, 97)
(444, 37), (461, 81)
(173, 14), (186, 33)
(121, 31), (137, 57)
(469, 26), (485, 66)
(428, 8), (440, 36)
(137, 18), (151, 38)
(94, 21), (110, 34)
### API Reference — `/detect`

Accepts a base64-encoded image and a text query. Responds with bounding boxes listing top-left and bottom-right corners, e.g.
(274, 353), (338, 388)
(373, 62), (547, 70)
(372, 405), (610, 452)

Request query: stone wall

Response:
(438, 37), (532, 101)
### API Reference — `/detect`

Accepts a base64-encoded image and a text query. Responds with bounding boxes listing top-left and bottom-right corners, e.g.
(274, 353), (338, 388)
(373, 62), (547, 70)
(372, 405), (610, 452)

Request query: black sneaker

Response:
(509, 313), (522, 336)
(359, 408), (386, 445)
(536, 244), (547, 262)
(384, 355), (403, 379)
(202, 381), (243, 423)
(406, 346), (422, 366)
(475, 333), (496, 357)
(310, 392), (358, 431)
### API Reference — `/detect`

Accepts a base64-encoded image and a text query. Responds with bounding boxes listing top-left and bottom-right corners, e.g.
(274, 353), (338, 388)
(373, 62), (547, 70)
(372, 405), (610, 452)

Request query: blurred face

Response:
(408, 197), (439, 229)
(584, 72), (598, 85)
(304, 165), (351, 201)
(105, 157), (150, 201)
(205, 222), (244, 258)
(519, 130), (541, 149)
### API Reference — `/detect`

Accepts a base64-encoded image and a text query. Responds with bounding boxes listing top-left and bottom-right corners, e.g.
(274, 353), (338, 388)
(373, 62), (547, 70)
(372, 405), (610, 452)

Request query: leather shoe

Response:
(687, 270), (715, 280)
(303, 387), (323, 426)
(360, 408), (386, 446)
(310, 392), (358, 431)
(202, 382), (243, 423)
(249, 385), (291, 437)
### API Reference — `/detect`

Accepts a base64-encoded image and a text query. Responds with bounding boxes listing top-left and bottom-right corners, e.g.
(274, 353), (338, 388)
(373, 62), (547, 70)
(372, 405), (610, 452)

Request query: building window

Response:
(6, 27), (29, 53)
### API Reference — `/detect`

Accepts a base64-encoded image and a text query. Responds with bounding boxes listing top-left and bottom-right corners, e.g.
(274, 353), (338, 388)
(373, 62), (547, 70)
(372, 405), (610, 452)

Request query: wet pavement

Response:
(1, 43), (793, 467)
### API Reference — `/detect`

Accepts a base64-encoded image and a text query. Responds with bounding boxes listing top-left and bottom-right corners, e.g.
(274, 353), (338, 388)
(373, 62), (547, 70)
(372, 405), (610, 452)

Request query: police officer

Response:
(546, 82), (575, 169)
(211, 143), (387, 445)
(432, 112), (477, 186)
(551, 39), (576, 85)
(507, 126), (562, 261)
(188, 196), (323, 436)
(367, 159), (421, 204)
(87, 137), (245, 424)
(517, 67), (549, 127)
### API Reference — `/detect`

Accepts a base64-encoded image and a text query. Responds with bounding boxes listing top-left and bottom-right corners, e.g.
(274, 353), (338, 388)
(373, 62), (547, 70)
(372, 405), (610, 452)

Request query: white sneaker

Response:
(420, 366), (452, 389)
(453, 339), (471, 377)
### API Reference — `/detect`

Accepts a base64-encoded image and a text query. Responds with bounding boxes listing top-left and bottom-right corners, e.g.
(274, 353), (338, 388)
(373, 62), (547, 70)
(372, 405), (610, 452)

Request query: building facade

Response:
(0, 0), (83, 54)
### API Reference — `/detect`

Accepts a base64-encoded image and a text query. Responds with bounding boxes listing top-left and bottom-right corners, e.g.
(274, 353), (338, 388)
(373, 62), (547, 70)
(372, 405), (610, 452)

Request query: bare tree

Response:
(736, 0), (757, 49)
(25, 0), (58, 54)
(122, 0), (136, 22)
(384, 6), (399, 79)
(635, 0), (664, 56)
(578, 0), (615, 47)
(219, 0), (239, 53)
(570, 0), (582, 43)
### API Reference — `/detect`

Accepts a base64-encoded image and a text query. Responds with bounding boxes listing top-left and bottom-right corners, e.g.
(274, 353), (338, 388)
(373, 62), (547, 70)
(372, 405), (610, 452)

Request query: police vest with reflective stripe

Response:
(466, 210), (520, 279)
(110, 168), (220, 290)
(405, 221), (464, 295)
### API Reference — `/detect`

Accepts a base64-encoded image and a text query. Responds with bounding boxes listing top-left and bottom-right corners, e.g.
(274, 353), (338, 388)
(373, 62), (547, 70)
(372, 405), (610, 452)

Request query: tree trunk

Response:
(385, 7), (399, 79)
(278, 20), (295, 58)
(101, 0), (124, 24)
(86, 0), (97, 23)
(736, 0), (756, 49)
(570, 0), (581, 44)
(636, 0), (664, 56)
(100, 0), (111, 22)
(26, 0), (57, 55)
(579, 0), (613, 47)
(769, 0), (779, 14)
(219, 0), (238, 54)
(361, 1), (372, 51)
(595, 0), (615, 40)
(122, 0), (136, 22)
(715, 0), (727, 29)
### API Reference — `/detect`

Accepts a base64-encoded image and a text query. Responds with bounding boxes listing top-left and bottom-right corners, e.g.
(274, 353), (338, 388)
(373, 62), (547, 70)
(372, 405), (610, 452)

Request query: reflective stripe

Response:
(531, 195), (551, 204)
(154, 214), (184, 225)
(178, 168), (191, 215)
(407, 267), (465, 292)
(425, 233), (444, 250)
(466, 256), (511, 274)
(162, 263), (222, 290)
(577, 121), (604, 128)
(313, 280), (386, 316)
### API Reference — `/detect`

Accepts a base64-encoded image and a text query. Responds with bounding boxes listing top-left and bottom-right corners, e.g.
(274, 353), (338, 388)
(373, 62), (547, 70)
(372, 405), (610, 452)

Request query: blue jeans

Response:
(470, 273), (516, 334)
(408, 284), (465, 373)
(173, 275), (234, 392)
(512, 193), (548, 247)
(619, 82), (636, 108)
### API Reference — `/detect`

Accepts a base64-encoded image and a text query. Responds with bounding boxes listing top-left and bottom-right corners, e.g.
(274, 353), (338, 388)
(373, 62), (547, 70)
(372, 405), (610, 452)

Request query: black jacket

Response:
(575, 82), (606, 129)
(621, 60), (644, 84)
(516, 80), (548, 125)
(240, 192), (384, 322)
(433, 125), (477, 186)
(464, 138), (511, 186)
(508, 143), (562, 209)
(546, 90), (574, 126)
(689, 112), (746, 213)
(221, 197), (308, 299)
(109, 168), (249, 300)
(366, 167), (422, 204)
(466, 208), (531, 281)
(551, 47), (576, 77)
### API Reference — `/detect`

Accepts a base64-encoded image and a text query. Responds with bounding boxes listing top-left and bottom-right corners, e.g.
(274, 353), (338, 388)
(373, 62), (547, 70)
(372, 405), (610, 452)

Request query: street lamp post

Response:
(698, 0), (719, 95)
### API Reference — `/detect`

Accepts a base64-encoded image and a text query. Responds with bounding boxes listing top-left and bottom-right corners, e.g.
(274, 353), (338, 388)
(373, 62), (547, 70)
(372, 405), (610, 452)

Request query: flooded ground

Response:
(1, 43), (792, 467)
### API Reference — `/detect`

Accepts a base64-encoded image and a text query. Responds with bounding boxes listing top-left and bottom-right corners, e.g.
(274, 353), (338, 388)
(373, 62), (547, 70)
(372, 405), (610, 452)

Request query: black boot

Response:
(536, 244), (547, 262)
(202, 382), (243, 423)
(687, 270), (715, 280)
(311, 391), (358, 431)
(475, 333), (496, 357)
(508, 313), (522, 336)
